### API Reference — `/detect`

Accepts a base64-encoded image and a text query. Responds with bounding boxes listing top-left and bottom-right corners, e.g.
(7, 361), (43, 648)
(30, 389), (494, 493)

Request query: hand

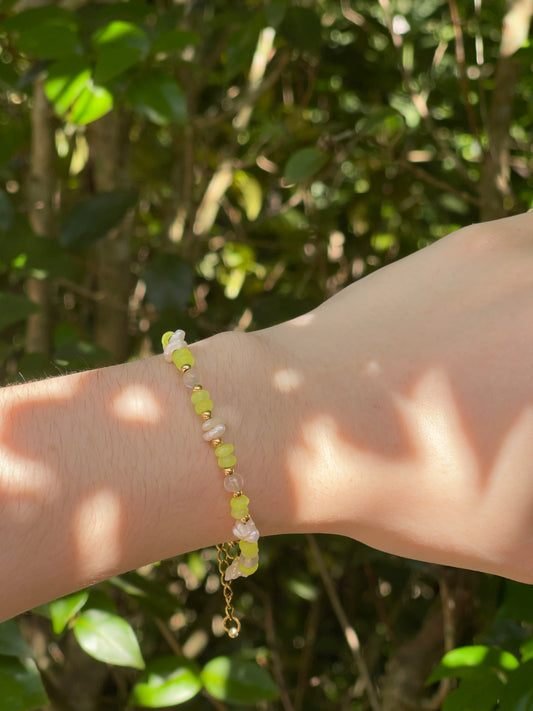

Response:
(256, 212), (533, 583)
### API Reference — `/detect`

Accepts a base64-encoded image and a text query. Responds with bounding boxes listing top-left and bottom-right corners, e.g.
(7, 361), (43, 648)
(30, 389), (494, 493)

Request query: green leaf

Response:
(279, 7), (322, 52)
(520, 636), (533, 661)
(4, 6), (82, 59)
(284, 147), (328, 184)
(201, 656), (280, 706)
(92, 21), (150, 84)
(60, 189), (137, 250)
(286, 576), (319, 601)
(233, 171), (262, 221)
(45, 58), (92, 116)
(143, 254), (193, 311)
(499, 660), (533, 710)
(0, 621), (32, 659)
(442, 673), (503, 711)
(73, 609), (145, 669)
(68, 81), (114, 125)
(0, 292), (40, 333)
(225, 15), (264, 80)
(152, 29), (201, 55)
(50, 590), (89, 635)
(427, 645), (519, 684)
(108, 572), (179, 619)
(126, 70), (186, 125)
(0, 656), (48, 711)
(130, 656), (202, 707)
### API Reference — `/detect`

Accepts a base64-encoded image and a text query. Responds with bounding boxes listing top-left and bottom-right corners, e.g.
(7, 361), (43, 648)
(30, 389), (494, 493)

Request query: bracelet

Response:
(161, 329), (260, 638)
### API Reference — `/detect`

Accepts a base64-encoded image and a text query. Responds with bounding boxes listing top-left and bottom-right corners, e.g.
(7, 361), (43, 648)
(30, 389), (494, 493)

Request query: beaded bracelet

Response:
(161, 329), (260, 638)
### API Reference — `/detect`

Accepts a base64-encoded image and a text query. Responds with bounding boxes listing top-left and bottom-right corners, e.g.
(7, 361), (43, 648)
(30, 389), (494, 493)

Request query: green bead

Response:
(239, 562), (258, 576)
(195, 399), (213, 414)
(230, 495), (249, 509)
(218, 454), (237, 468)
(172, 348), (194, 369)
(191, 389), (210, 404)
(162, 331), (174, 348)
(231, 506), (249, 519)
(215, 443), (234, 458)
(239, 540), (258, 558)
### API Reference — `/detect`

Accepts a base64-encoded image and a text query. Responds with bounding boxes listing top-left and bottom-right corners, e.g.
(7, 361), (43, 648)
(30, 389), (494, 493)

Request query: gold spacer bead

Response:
(211, 438), (222, 448)
(232, 490), (243, 498)
(181, 364), (191, 373)
(240, 515), (250, 523)
(201, 410), (212, 419)
(192, 384), (203, 391)
(224, 467), (234, 476)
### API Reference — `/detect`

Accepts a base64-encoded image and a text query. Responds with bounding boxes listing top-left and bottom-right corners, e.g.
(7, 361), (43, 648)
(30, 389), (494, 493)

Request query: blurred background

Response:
(1, 0), (533, 709)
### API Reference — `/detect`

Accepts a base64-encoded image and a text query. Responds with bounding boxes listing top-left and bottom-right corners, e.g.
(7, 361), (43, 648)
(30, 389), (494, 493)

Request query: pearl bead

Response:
(232, 519), (260, 543)
(202, 423), (226, 441)
(224, 474), (244, 492)
(224, 559), (241, 581)
(202, 416), (226, 431)
(170, 329), (185, 342)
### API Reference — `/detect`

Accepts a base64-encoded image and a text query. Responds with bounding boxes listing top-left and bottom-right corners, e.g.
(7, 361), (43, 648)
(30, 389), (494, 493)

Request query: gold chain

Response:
(216, 542), (241, 638)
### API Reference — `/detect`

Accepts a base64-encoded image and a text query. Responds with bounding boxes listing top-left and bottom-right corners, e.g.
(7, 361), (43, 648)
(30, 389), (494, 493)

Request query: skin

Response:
(1, 212), (532, 621)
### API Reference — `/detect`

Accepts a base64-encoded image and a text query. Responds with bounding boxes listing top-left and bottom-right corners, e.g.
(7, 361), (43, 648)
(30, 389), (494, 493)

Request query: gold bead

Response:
(232, 490), (243, 498)
(201, 410), (212, 419)
(224, 467), (234, 476)
(181, 364), (191, 373)
(211, 438), (222, 448)
(192, 384), (203, 391)
(240, 515), (250, 523)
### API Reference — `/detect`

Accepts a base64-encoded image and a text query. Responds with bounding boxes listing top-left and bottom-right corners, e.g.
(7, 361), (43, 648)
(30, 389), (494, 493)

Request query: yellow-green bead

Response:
(172, 348), (194, 369)
(218, 454), (237, 468)
(191, 389), (210, 404)
(215, 443), (234, 458)
(239, 540), (258, 558)
(230, 495), (249, 509)
(162, 331), (174, 348)
(239, 562), (258, 576)
(195, 399), (213, 414)
(231, 507), (249, 520)
(230, 495), (249, 519)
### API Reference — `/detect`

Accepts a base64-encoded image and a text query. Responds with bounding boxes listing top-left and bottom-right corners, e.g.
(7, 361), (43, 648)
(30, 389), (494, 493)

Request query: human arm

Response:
(1, 212), (533, 621)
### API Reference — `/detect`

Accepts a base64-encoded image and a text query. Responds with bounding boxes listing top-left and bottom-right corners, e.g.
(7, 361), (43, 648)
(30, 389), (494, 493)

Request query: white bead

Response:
(224, 559), (241, 581)
(224, 474), (244, 492)
(202, 424), (226, 441)
(239, 554), (258, 568)
(232, 518), (260, 543)
(170, 329), (185, 342)
(202, 416), (226, 431)
(183, 369), (201, 388)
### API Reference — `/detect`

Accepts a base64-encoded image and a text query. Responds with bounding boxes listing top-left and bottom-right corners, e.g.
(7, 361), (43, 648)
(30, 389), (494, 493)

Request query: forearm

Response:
(0, 331), (290, 620)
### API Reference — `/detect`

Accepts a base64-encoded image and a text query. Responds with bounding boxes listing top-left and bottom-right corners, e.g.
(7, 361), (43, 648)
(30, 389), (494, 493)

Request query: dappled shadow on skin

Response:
(258, 213), (533, 584)
(2, 214), (533, 619)
(0, 345), (273, 621)
(0, 367), (161, 618)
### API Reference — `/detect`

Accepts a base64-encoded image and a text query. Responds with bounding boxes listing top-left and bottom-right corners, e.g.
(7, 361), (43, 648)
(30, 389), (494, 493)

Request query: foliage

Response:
(1, 0), (533, 708)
